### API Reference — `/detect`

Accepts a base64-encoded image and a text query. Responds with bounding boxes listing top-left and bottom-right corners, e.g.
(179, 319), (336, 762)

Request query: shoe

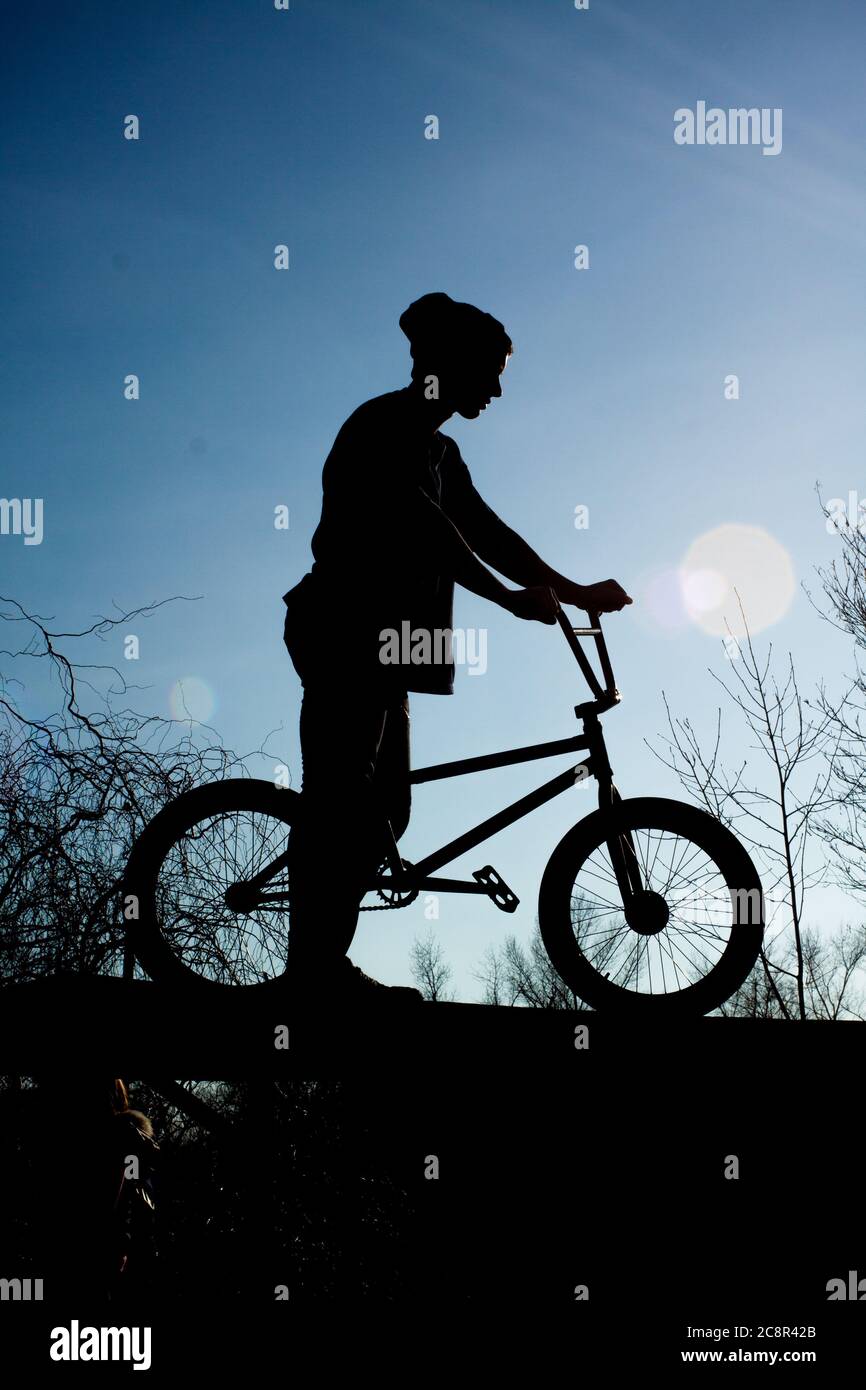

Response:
(335, 957), (425, 1004)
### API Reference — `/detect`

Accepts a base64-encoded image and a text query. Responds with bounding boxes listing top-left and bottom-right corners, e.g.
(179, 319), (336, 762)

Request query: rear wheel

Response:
(123, 779), (298, 992)
(538, 797), (764, 1016)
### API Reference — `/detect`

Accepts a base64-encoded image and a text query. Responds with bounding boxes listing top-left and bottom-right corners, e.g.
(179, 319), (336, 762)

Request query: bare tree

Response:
(719, 923), (866, 1021)
(0, 596), (274, 985)
(475, 923), (580, 1009)
(650, 598), (846, 1020)
(810, 492), (866, 900)
(409, 927), (456, 1001)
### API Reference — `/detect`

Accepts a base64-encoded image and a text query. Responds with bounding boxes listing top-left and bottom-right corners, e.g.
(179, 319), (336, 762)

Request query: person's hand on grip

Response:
(569, 578), (632, 614)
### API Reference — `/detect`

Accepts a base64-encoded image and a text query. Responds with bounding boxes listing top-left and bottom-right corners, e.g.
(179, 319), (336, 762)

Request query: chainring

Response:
(364, 858), (419, 910)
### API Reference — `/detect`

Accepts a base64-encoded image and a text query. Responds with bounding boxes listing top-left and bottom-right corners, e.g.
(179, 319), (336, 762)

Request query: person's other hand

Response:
(572, 579), (632, 614)
(505, 584), (559, 624)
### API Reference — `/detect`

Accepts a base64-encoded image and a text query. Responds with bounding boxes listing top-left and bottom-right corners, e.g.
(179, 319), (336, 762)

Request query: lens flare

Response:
(634, 566), (690, 634)
(678, 525), (796, 636)
(169, 676), (217, 724)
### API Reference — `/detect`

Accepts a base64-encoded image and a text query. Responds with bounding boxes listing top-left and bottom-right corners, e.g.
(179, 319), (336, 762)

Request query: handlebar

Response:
(555, 605), (620, 711)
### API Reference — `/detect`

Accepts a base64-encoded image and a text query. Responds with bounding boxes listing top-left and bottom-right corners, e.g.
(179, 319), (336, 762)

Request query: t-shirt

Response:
(283, 387), (506, 694)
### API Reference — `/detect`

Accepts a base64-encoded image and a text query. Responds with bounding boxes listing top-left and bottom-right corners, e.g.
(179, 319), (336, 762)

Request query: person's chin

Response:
(458, 404), (484, 419)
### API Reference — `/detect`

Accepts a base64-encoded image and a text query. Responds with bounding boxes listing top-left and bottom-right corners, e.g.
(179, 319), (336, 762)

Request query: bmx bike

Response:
(123, 608), (764, 1015)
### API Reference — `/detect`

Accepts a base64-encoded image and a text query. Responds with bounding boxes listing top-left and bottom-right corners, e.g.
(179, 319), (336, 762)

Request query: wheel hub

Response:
(224, 882), (258, 914)
(623, 890), (669, 936)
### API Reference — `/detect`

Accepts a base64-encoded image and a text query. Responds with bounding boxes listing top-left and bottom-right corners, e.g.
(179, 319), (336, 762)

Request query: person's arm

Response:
(445, 459), (632, 613)
(404, 483), (547, 617)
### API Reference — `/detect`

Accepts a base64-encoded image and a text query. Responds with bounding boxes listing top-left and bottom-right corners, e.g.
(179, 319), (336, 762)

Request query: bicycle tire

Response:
(123, 778), (300, 992)
(538, 797), (764, 1016)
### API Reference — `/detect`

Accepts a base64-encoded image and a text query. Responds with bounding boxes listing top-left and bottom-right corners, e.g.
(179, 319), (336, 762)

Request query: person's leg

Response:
(287, 683), (396, 979)
(372, 692), (411, 845)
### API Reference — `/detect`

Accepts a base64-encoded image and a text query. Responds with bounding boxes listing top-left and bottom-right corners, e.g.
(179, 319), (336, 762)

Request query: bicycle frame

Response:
(242, 606), (644, 912)
(374, 725), (607, 901)
(372, 607), (642, 905)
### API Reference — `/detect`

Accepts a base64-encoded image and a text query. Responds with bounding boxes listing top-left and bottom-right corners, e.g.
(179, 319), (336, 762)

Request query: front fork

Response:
(586, 712), (644, 907)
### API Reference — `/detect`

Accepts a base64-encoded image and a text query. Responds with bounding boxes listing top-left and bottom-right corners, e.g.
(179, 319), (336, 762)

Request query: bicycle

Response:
(123, 609), (764, 1015)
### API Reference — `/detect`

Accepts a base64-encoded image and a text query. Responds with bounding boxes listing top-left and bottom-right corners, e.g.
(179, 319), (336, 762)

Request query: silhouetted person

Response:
(283, 292), (631, 1001)
(18, 1077), (159, 1305)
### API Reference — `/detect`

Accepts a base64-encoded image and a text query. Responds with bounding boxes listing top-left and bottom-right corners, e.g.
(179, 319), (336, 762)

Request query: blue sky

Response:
(3, 0), (865, 998)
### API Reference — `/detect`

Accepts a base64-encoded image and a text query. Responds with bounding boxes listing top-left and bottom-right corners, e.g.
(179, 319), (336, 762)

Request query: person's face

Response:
(448, 352), (509, 420)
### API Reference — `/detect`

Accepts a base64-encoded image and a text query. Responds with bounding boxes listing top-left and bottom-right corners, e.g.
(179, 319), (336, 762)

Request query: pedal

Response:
(472, 865), (520, 913)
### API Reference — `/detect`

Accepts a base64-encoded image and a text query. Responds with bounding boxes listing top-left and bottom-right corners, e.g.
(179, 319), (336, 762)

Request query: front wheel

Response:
(538, 797), (764, 1017)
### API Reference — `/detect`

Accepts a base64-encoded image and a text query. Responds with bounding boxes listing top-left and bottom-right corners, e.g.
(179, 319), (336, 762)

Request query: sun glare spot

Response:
(169, 676), (217, 724)
(678, 524), (796, 636)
